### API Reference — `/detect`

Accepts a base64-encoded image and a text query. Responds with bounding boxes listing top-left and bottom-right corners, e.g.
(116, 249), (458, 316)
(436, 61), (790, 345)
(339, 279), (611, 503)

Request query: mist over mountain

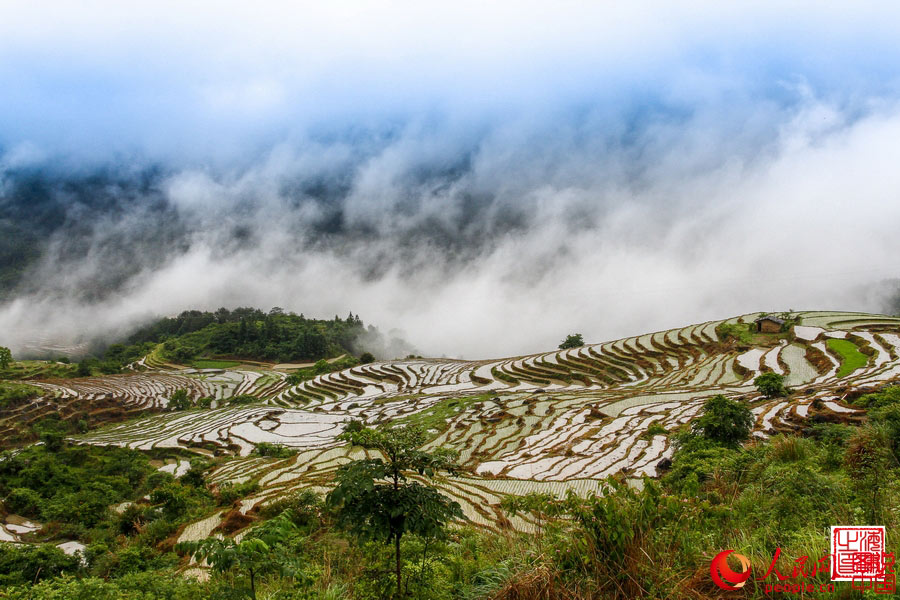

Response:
(2, 2), (900, 358)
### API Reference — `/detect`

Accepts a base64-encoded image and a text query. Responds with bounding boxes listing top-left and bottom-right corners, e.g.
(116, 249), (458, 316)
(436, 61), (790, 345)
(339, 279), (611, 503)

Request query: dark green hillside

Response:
(0, 220), (41, 300)
(120, 307), (369, 364)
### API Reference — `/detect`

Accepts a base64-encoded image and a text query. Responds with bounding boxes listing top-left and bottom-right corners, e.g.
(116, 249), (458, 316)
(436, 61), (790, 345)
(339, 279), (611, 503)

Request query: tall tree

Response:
(327, 425), (463, 598)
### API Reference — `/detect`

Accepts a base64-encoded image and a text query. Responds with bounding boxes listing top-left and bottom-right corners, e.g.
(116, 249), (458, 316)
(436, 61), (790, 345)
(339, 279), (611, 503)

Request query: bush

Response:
(852, 384), (900, 409)
(259, 489), (322, 529)
(643, 423), (667, 438)
(769, 434), (808, 462)
(0, 443), (159, 529)
(0, 543), (83, 586)
(252, 442), (297, 458)
(180, 459), (209, 488)
(754, 372), (786, 398)
(216, 481), (260, 506)
(690, 394), (754, 447)
(40, 429), (66, 452)
(168, 389), (192, 411)
(359, 351), (375, 364)
(76, 360), (93, 377)
(844, 427), (894, 523)
(41, 482), (118, 527)
(558, 333), (584, 349)
(342, 419), (365, 434)
(149, 483), (193, 520)
(5, 487), (43, 517)
(90, 544), (175, 577)
(663, 444), (737, 493)
(552, 479), (679, 596)
(0, 346), (11, 369)
(117, 503), (149, 536)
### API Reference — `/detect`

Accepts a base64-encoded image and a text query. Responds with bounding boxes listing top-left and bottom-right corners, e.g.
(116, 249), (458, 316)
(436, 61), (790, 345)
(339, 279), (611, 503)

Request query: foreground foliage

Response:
(2, 386), (899, 599)
(327, 425), (464, 598)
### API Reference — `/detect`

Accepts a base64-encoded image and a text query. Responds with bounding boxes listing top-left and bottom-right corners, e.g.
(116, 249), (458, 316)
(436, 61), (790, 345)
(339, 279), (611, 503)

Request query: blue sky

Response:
(2, 1), (899, 167)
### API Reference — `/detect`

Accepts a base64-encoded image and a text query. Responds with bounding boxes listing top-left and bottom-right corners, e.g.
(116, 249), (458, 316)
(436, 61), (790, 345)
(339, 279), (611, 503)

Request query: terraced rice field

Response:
(8, 310), (900, 535)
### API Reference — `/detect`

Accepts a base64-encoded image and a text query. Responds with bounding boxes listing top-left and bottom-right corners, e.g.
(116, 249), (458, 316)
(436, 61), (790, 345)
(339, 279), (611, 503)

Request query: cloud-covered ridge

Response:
(1, 2), (899, 358)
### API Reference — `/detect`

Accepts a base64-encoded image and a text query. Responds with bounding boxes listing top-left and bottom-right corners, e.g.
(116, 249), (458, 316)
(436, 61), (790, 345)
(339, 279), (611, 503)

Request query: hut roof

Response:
(755, 315), (785, 325)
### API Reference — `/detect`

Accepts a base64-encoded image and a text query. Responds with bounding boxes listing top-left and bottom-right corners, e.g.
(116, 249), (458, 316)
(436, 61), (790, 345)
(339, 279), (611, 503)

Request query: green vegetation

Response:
(251, 442), (298, 458)
(852, 384), (900, 409)
(827, 337), (868, 377)
(63, 342), (159, 377)
(0, 359), (78, 381)
(395, 393), (491, 435)
(717, 322), (753, 344)
(328, 424), (463, 598)
(0, 381), (42, 408)
(192, 359), (242, 369)
(642, 422), (668, 438)
(0, 346), (11, 369)
(0, 572), (221, 599)
(60, 308), (381, 376)
(178, 514), (300, 600)
(0, 544), (84, 587)
(168, 389), (192, 411)
(686, 394), (753, 449)
(0, 442), (218, 592)
(0, 443), (196, 528)
(227, 394), (262, 406)
(851, 384), (900, 458)
(2, 384), (900, 599)
(558, 333), (584, 349)
(5, 310), (900, 599)
(285, 355), (360, 385)
(490, 366), (519, 385)
(132, 308), (369, 364)
(754, 371), (787, 397)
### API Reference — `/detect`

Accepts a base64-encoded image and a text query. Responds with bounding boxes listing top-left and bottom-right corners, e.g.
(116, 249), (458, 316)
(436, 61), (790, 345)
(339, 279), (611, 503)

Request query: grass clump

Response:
(641, 423), (668, 439)
(717, 322), (753, 345)
(396, 393), (490, 436)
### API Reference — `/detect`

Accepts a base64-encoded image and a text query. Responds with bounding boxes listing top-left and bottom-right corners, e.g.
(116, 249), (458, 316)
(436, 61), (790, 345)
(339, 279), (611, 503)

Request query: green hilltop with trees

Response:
(25, 307), (392, 378)
(115, 307), (372, 365)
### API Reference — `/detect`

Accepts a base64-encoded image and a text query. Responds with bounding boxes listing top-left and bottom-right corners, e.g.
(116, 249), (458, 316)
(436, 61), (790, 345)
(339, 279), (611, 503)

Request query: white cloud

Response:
(1, 2), (900, 358)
